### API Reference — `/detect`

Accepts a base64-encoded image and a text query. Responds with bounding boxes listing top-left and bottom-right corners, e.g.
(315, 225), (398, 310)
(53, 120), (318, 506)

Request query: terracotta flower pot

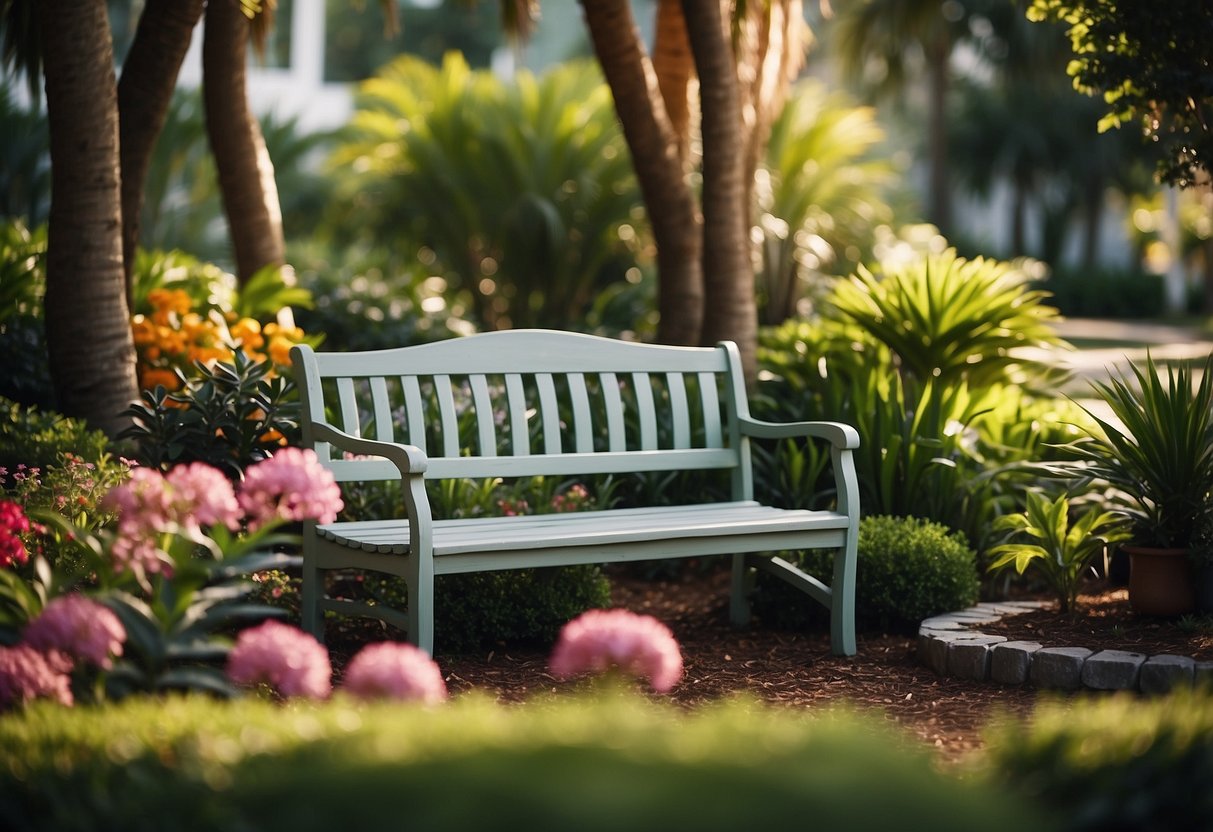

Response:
(1125, 545), (1196, 617)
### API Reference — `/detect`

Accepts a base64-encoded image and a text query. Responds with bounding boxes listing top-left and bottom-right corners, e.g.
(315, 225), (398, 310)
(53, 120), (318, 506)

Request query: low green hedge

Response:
(753, 515), (981, 633)
(984, 687), (1213, 832)
(0, 693), (1050, 832)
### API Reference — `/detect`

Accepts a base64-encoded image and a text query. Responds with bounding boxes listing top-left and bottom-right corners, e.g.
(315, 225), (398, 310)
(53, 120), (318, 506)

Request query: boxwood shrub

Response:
(0, 694), (1051, 832)
(752, 514), (980, 633)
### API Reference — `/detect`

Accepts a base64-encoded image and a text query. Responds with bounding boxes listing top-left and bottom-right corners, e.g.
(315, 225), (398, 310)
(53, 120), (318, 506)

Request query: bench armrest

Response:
(739, 417), (860, 450)
(311, 422), (430, 476)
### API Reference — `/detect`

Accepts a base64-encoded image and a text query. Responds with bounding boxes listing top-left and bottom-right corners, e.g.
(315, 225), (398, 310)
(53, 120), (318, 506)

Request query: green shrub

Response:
(985, 687), (1213, 832)
(0, 221), (53, 409)
(0, 694), (1053, 832)
(1035, 265), (1166, 319)
(753, 515), (980, 633)
(338, 477), (613, 652)
(0, 398), (112, 475)
(118, 353), (300, 479)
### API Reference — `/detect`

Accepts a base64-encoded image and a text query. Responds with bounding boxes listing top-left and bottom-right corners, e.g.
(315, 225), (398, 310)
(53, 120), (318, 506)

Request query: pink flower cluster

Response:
(224, 621), (448, 705)
(550, 484), (592, 513)
(0, 499), (30, 569)
(238, 448), (344, 530)
(226, 619), (333, 699)
(101, 450), (343, 575)
(0, 594), (127, 711)
(0, 644), (73, 708)
(24, 595), (126, 670)
(342, 642), (448, 704)
(549, 609), (684, 693)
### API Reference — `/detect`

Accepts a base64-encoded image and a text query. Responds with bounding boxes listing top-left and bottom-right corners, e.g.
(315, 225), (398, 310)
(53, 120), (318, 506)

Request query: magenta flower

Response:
(165, 463), (241, 531)
(549, 609), (683, 694)
(0, 644), (73, 709)
(226, 620), (332, 699)
(342, 642), (448, 704)
(0, 499), (30, 569)
(24, 595), (126, 670)
(238, 448), (343, 531)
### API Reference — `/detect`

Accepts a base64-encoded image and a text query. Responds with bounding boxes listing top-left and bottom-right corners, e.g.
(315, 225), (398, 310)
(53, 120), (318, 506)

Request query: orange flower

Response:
(140, 368), (181, 392)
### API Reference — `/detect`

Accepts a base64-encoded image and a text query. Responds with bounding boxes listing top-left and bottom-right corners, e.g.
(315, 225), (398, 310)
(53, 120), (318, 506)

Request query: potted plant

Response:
(1068, 352), (1213, 617)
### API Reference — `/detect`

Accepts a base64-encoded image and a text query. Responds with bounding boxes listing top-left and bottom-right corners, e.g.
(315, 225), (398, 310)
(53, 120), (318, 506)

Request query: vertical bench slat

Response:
(568, 372), (594, 453)
(699, 371), (722, 448)
(337, 377), (360, 438)
(401, 375), (427, 454)
(370, 376), (393, 443)
(600, 372), (625, 452)
(469, 374), (497, 457)
(434, 374), (460, 458)
(633, 372), (658, 450)
(668, 372), (691, 449)
(505, 373), (530, 456)
(535, 373), (562, 454)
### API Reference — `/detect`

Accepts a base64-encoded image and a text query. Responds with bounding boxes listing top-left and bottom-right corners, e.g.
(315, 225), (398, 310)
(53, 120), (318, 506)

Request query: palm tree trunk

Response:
(652, 0), (694, 172)
(39, 0), (139, 436)
(203, 0), (286, 285)
(683, 0), (757, 385)
(581, 0), (703, 346)
(117, 0), (207, 301)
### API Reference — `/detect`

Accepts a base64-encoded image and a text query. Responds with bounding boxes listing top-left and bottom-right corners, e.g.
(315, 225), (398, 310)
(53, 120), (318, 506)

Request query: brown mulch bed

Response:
(327, 567), (1212, 765)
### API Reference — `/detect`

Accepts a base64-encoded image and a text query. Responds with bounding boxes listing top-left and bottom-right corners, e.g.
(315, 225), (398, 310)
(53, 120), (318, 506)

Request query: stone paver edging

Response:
(918, 602), (1213, 693)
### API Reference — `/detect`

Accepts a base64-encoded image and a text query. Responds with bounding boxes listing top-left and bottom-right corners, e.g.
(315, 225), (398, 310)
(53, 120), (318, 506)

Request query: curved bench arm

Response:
(310, 422), (430, 476)
(738, 417), (860, 450)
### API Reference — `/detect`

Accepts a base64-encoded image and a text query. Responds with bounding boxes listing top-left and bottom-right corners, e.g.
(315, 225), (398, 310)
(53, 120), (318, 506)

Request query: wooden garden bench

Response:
(290, 329), (860, 656)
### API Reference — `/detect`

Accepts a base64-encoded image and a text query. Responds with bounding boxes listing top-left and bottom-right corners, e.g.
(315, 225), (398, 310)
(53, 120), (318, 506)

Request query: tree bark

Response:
(117, 0), (207, 300)
(581, 0), (703, 346)
(203, 0), (287, 285)
(39, 0), (139, 436)
(652, 0), (694, 172)
(683, 0), (757, 384)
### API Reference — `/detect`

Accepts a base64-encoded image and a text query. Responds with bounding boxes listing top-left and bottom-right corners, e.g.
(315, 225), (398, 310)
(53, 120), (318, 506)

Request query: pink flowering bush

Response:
(227, 620), (332, 699)
(0, 499), (30, 569)
(238, 447), (343, 530)
(342, 642), (448, 704)
(549, 609), (684, 694)
(0, 644), (73, 708)
(24, 594), (125, 670)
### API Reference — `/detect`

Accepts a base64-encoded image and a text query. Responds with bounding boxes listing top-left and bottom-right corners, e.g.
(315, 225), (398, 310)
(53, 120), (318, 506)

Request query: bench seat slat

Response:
(317, 502), (849, 557)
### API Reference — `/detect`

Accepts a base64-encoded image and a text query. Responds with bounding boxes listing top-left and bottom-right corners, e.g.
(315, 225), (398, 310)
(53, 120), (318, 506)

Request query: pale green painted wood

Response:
(504, 373), (530, 456)
(290, 330), (860, 658)
(434, 374), (459, 458)
(370, 376), (393, 442)
(535, 373), (562, 454)
(668, 372), (691, 449)
(469, 374), (496, 457)
(633, 372), (657, 450)
(568, 372), (593, 453)
(601, 372), (625, 452)
(401, 375), (427, 455)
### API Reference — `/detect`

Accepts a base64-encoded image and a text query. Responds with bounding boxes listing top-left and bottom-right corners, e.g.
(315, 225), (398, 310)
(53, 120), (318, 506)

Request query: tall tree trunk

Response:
(39, 0), (139, 436)
(1080, 179), (1104, 269)
(203, 0), (286, 285)
(924, 34), (952, 236)
(581, 0), (703, 346)
(733, 0), (806, 214)
(117, 0), (207, 301)
(684, 0), (757, 384)
(652, 0), (694, 172)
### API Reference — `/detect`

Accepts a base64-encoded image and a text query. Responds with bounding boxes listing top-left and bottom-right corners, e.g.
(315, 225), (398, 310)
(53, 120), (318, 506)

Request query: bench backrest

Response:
(291, 330), (753, 496)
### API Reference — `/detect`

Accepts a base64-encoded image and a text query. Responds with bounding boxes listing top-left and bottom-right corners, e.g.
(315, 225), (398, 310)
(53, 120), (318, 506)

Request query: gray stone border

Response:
(918, 602), (1213, 693)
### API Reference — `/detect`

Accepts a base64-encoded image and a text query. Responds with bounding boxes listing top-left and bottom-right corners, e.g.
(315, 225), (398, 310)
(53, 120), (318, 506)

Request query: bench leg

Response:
(830, 539), (858, 656)
(408, 557), (436, 657)
(301, 552), (325, 644)
(729, 553), (753, 628)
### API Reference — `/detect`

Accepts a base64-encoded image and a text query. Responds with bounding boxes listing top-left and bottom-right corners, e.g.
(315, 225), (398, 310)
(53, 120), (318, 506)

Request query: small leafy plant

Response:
(986, 490), (1131, 613)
